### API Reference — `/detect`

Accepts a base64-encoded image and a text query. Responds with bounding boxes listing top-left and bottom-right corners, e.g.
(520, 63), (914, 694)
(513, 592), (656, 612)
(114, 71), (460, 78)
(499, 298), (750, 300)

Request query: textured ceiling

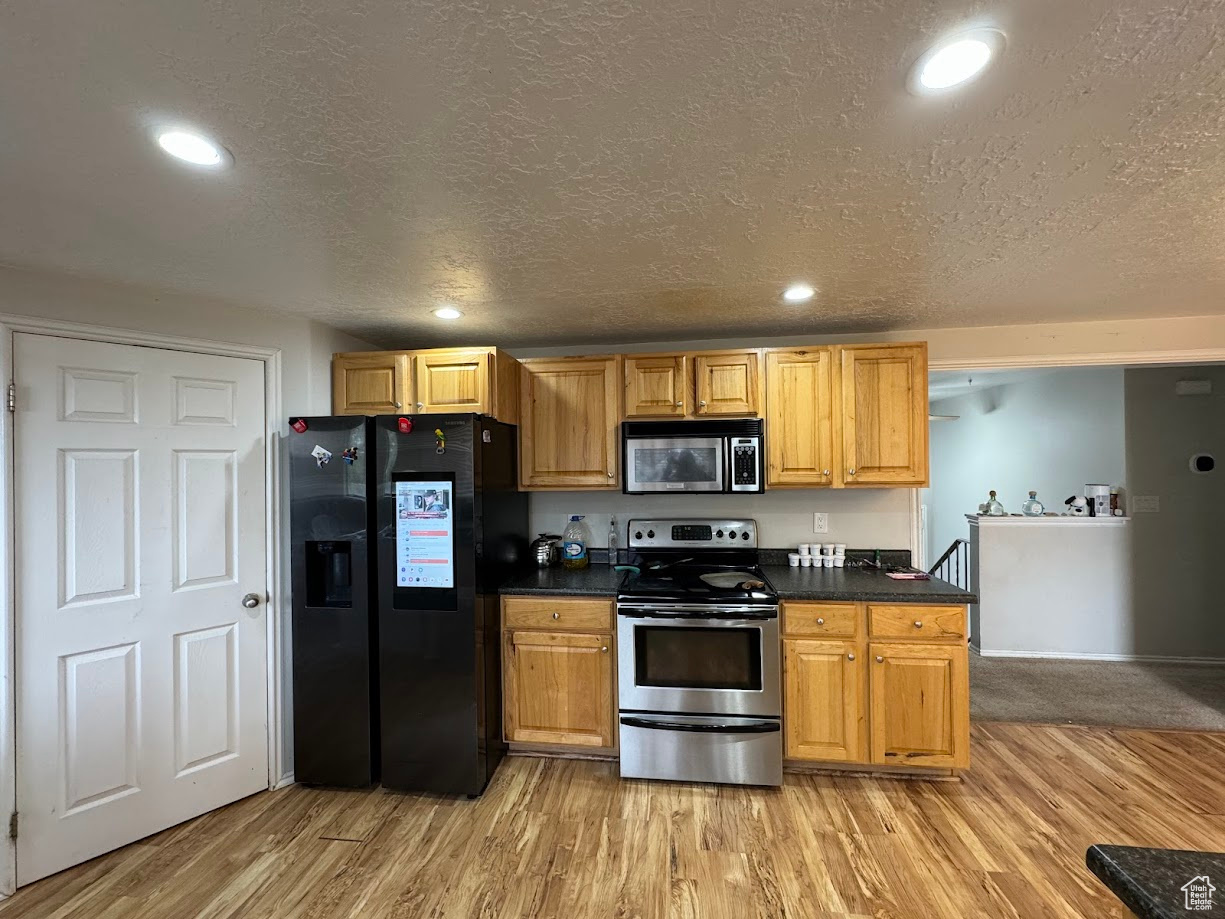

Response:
(2, 1), (1225, 348)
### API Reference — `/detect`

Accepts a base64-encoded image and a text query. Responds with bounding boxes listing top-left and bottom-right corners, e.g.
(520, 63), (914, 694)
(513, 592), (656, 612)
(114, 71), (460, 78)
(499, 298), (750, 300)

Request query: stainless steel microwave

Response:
(621, 420), (764, 494)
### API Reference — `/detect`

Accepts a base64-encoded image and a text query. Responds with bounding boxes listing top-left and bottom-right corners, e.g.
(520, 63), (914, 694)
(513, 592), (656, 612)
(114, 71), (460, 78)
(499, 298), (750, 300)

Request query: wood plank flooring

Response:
(5, 722), (1225, 918)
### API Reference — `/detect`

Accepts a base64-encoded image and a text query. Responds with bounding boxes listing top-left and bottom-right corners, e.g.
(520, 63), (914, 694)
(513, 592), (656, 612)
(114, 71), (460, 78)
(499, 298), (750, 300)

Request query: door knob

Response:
(242, 593), (261, 609)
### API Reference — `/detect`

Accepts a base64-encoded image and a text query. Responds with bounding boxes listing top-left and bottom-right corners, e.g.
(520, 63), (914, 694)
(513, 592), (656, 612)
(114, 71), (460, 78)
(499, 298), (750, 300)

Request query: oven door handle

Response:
(618, 613), (776, 622)
(619, 715), (781, 734)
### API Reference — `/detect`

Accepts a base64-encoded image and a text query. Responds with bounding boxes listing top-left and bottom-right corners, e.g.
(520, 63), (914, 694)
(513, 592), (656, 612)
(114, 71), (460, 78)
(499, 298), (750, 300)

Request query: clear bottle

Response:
(562, 515), (591, 570)
(985, 490), (1006, 516)
(1021, 491), (1045, 516)
(607, 516), (619, 566)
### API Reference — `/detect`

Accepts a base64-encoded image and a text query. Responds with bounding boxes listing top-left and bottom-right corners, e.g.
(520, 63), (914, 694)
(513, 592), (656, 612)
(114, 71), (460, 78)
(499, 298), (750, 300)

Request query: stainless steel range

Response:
(616, 518), (782, 787)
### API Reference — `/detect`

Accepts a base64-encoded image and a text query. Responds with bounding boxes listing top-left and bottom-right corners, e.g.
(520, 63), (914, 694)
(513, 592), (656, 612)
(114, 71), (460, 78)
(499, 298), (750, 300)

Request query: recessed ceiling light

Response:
(155, 129), (230, 167)
(782, 284), (815, 303)
(908, 28), (1006, 95)
(433, 307), (463, 320)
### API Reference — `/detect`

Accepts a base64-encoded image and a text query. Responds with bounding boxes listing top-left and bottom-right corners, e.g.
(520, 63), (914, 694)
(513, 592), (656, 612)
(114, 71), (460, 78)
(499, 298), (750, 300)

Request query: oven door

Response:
(623, 437), (726, 494)
(616, 606), (780, 717)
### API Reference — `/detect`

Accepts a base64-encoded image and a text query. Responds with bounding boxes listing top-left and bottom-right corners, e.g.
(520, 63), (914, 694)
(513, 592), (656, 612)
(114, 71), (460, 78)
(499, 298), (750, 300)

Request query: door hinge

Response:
(6, 383), (13, 413)
(9, 812), (17, 840)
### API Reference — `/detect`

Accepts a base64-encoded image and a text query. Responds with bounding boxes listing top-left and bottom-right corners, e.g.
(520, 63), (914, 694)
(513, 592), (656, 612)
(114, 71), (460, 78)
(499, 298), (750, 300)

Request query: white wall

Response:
(922, 367), (1127, 563)
(0, 264), (376, 782)
(1125, 365), (1225, 658)
(530, 488), (914, 552)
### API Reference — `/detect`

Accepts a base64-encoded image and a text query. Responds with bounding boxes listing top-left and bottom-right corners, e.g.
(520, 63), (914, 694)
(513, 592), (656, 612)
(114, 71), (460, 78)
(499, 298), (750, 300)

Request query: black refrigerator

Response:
(288, 414), (526, 795)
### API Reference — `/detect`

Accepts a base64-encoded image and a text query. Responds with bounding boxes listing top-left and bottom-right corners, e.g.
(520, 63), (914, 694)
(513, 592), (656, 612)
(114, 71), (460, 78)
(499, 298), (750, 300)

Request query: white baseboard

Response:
(977, 649), (1225, 664)
(273, 772), (295, 790)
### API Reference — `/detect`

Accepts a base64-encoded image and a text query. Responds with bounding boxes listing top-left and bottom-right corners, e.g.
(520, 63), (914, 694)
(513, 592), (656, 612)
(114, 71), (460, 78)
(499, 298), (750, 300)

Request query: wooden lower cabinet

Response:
(868, 641), (969, 769)
(783, 638), (865, 763)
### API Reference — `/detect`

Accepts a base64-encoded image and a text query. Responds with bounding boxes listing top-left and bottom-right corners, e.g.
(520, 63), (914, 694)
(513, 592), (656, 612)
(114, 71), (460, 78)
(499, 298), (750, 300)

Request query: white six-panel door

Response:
(13, 333), (269, 884)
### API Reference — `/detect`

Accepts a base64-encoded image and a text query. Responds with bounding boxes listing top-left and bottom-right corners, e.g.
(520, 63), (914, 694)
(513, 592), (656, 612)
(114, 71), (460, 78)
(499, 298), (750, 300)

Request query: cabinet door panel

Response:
(784, 639), (865, 762)
(694, 351), (761, 416)
(839, 344), (928, 485)
(520, 357), (620, 488)
(504, 630), (613, 747)
(765, 349), (834, 486)
(868, 642), (968, 768)
(332, 353), (411, 415)
(624, 354), (687, 417)
(414, 349), (491, 414)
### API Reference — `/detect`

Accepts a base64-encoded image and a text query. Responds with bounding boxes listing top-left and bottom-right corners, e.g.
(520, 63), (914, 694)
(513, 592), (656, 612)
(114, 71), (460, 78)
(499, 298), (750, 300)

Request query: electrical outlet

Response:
(813, 513), (829, 534)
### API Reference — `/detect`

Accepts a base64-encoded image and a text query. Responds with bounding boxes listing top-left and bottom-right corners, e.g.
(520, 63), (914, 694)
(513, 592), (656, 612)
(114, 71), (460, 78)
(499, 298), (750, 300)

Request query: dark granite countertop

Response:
(498, 564), (627, 596)
(762, 565), (976, 604)
(1087, 844), (1225, 918)
(499, 564), (975, 604)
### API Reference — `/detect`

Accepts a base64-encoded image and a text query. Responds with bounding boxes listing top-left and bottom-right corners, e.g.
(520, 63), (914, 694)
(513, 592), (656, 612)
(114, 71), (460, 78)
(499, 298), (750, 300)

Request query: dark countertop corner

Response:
(1087, 844), (1225, 918)
(498, 564), (627, 596)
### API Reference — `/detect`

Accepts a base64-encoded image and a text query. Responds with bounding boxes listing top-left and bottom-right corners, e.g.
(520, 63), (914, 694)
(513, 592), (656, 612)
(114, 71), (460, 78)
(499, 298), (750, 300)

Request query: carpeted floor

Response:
(970, 652), (1225, 730)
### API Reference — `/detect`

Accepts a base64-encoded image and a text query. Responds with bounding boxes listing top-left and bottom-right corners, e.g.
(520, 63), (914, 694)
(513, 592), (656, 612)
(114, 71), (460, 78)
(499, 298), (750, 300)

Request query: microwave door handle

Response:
(620, 716), (781, 734)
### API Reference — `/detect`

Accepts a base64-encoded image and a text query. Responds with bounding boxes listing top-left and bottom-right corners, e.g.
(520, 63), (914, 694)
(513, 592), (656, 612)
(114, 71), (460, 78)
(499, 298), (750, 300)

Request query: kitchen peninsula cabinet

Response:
(501, 597), (615, 749)
(331, 347), (519, 421)
(519, 356), (621, 489)
(622, 349), (762, 419)
(764, 342), (928, 488)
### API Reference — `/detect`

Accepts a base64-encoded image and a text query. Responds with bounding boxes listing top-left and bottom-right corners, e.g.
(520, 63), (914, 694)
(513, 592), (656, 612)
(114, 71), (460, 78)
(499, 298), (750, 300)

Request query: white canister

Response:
(834, 544), (846, 556)
(798, 543), (812, 556)
(821, 543), (835, 555)
(787, 553), (801, 568)
(822, 554), (835, 568)
(799, 555), (813, 568)
(833, 555), (845, 567)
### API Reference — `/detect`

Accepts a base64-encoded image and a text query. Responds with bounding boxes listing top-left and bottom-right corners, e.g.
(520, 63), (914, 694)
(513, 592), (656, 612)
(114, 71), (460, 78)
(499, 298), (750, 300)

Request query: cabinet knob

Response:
(394, 402), (402, 409)
(876, 655), (884, 663)
(416, 401), (424, 409)
(601, 645), (609, 653)
(823, 469), (830, 476)
(552, 612), (560, 620)
(675, 401), (683, 407)
(607, 471), (614, 478)
(847, 652), (855, 661)
(816, 617), (825, 625)
(699, 400), (707, 408)
(914, 620), (923, 629)
(848, 468), (857, 476)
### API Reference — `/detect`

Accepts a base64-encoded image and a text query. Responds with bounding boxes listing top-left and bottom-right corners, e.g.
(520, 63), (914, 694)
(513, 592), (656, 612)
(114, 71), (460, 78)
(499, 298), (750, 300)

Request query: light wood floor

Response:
(5, 722), (1225, 918)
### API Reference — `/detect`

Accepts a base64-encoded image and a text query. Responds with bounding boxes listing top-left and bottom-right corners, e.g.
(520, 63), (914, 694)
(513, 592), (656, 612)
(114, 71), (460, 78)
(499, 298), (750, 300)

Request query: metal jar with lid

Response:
(529, 534), (562, 568)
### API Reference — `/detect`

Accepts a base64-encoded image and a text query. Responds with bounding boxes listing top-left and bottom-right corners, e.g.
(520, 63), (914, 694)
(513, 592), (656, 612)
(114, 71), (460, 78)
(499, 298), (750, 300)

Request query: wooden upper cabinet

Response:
(838, 343), (928, 486)
(519, 356), (621, 489)
(414, 349), (491, 414)
(333, 352), (412, 415)
(624, 354), (688, 418)
(765, 348), (834, 486)
(693, 350), (762, 416)
(504, 629), (613, 747)
(783, 638), (866, 763)
(868, 641), (969, 769)
(332, 347), (519, 422)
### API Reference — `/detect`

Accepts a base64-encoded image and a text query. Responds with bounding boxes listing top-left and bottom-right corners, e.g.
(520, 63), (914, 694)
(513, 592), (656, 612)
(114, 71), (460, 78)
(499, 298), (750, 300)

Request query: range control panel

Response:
(627, 518), (758, 549)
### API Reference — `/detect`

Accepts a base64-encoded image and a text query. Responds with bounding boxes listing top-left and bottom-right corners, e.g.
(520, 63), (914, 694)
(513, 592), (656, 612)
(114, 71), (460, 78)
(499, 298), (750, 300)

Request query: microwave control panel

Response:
(730, 436), (761, 492)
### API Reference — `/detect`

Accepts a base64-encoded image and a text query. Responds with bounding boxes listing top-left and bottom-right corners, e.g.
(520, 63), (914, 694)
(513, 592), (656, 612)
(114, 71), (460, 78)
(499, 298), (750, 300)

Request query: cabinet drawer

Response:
(502, 596), (614, 632)
(783, 603), (859, 638)
(868, 605), (966, 641)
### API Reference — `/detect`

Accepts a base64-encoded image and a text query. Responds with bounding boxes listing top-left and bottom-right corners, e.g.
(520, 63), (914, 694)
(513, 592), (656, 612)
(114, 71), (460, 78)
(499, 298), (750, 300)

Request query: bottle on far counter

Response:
(562, 515), (591, 570)
(1021, 491), (1045, 516)
(607, 516), (619, 565)
(985, 490), (1006, 516)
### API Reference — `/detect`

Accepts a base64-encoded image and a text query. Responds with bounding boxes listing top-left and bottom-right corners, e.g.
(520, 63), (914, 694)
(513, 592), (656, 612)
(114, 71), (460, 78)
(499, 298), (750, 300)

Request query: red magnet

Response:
(397, 417), (413, 434)
(290, 417), (308, 433)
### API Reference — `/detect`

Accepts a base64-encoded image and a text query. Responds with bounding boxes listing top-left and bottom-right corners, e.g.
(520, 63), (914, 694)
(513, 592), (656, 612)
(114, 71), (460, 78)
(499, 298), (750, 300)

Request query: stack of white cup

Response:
(788, 543), (848, 568)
